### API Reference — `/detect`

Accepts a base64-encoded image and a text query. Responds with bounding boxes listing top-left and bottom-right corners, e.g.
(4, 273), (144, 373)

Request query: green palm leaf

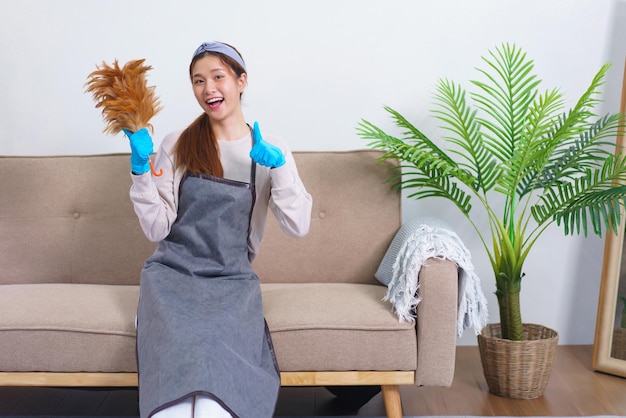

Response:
(470, 44), (541, 163)
(396, 166), (473, 215)
(531, 153), (626, 236)
(433, 78), (499, 192)
(518, 114), (621, 195)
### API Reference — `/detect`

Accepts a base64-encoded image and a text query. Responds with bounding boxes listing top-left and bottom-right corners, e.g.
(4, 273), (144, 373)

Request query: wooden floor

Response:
(1, 345), (625, 416)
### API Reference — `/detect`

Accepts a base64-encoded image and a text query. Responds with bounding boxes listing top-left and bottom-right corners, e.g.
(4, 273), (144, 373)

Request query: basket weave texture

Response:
(612, 328), (626, 360)
(477, 323), (558, 399)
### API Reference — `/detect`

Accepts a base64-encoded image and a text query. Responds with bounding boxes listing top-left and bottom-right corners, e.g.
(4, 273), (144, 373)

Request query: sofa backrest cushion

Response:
(254, 150), (400, 284)
(0, 154), (157, 285)
(0, 150), (400, 286)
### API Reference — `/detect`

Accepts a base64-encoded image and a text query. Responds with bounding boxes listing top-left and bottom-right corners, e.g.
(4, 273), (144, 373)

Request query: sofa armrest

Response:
(414, 257), (458, 386)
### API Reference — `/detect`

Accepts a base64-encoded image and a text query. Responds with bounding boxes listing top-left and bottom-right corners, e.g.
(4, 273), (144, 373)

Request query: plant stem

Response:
(496, 278), (523, 340)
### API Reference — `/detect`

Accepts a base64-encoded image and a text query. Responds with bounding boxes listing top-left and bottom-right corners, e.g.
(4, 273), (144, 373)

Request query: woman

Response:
(127, 41), (312, 418)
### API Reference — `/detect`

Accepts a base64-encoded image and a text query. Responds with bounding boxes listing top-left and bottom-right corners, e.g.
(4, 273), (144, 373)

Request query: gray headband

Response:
(192, 42), (246, 71)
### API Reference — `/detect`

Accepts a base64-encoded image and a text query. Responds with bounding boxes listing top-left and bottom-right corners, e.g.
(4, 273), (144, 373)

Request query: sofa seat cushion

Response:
(261, 282), (417, 372)
(0, 283), (138, 372)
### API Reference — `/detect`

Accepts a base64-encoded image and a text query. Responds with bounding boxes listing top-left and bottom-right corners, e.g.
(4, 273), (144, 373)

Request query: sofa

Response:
(0, 150), (459, 418)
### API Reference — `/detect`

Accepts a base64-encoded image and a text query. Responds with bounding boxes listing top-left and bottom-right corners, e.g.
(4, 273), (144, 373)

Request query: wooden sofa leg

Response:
(381, 384), (402, 418)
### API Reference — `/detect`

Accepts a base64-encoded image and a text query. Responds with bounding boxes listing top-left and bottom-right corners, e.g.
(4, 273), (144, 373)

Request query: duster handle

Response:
(149, 159), (163, 177)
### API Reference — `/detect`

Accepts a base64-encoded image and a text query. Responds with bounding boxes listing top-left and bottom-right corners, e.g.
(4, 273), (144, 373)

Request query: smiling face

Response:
(191, 54), (247, 123)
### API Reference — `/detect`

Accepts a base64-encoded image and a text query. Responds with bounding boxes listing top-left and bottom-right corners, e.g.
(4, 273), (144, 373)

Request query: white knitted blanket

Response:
(380, 219), (488, 337)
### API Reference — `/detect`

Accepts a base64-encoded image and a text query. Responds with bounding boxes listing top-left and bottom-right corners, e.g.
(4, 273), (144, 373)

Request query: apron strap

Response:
(247, 122), (257, 200)
(248, 124), (257, 230)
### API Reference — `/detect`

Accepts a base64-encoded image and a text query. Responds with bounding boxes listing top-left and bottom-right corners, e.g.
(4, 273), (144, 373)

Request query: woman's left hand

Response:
(250, 121), (286, 168)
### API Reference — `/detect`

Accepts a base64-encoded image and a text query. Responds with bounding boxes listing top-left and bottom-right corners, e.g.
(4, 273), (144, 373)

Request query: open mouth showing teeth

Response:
(207, 98), (224, 109)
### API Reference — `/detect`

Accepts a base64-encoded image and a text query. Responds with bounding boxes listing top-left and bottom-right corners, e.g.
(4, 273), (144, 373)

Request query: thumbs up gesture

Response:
(249, 121), (286, 168)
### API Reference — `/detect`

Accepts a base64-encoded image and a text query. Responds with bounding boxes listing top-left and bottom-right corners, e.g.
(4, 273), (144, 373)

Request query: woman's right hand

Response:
(123, 128), (153, 174)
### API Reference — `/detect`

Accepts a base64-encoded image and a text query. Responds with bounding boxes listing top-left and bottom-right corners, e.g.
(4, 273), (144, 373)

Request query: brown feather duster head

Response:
(85, 59), (163, 135)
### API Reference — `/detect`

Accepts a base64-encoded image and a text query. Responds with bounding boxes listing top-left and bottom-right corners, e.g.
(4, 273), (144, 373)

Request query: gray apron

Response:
(136, 159), (280, 418)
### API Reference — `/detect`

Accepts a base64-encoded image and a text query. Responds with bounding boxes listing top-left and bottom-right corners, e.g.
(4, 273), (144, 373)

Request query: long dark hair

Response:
(175, 45), (246, 176)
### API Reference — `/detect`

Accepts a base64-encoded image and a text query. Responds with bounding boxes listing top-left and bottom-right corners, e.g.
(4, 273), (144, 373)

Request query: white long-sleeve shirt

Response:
(130, 129), (312, 260)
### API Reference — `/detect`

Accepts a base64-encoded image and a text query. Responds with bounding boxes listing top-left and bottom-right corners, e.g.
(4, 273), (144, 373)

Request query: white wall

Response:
(2, 0), (625, 345)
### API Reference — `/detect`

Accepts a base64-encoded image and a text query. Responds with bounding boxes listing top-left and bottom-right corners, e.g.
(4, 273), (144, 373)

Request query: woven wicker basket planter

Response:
(477, 323), (559, 399)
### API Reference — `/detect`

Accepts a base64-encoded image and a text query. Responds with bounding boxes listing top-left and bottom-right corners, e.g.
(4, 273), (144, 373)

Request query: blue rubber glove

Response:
(123, 128), (153, 174)
(250, 121), (286, 168)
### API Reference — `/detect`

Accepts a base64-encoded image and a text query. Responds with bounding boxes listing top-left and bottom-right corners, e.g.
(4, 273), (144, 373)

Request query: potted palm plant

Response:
(358, 43), (626, 398)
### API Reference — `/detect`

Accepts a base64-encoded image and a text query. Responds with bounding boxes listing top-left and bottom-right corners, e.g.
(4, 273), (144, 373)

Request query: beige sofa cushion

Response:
(262, 283), (417, 371)
(0, 282), (418, 374)
(0, 283), (138, 372)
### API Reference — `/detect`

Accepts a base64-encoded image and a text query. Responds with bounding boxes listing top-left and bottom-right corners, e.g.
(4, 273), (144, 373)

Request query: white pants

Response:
(152, 395), (232, 418)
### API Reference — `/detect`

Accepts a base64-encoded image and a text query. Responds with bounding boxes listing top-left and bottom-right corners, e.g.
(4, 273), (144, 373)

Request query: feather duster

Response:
(85, 58), (163, 175)
(85, 58), (162, 134)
